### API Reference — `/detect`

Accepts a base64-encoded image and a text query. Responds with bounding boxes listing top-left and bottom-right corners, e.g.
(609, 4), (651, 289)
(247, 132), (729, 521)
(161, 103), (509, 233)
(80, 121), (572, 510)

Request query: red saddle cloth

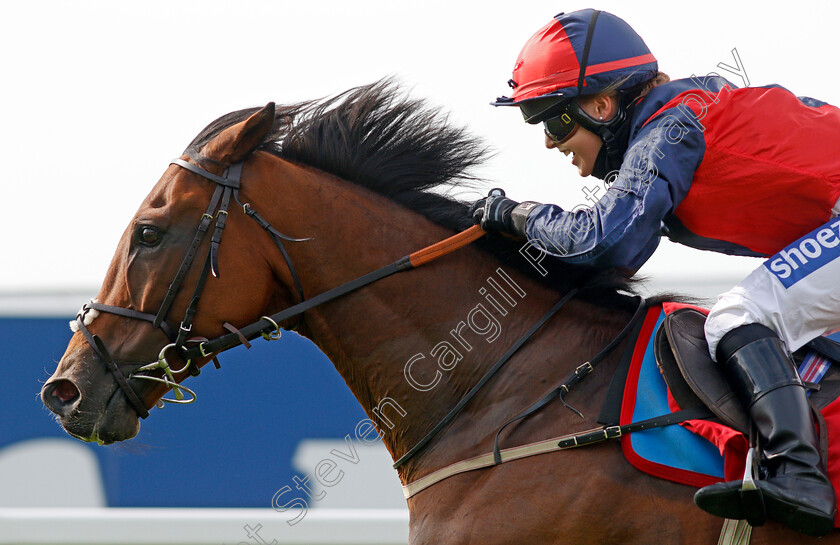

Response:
(648, 303), (840, 527)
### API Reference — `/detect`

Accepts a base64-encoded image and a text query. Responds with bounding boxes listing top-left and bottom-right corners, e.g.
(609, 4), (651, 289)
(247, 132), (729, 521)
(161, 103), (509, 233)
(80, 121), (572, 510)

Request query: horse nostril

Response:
(54, 380), (80, 403)
(42, 379), (81, 415)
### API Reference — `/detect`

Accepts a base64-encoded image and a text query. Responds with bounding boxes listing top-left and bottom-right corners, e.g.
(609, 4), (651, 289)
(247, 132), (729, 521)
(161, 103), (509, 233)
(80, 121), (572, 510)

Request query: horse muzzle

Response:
(41, 372), (141, 445)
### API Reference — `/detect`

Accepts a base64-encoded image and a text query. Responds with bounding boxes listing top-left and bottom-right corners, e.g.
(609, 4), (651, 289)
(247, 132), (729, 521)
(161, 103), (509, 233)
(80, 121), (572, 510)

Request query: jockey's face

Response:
(544, 94), (617, 178)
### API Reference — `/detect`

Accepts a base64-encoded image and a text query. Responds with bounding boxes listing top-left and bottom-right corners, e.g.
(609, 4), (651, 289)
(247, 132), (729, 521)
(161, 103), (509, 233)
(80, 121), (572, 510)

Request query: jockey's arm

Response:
(524, 113), (705, 269)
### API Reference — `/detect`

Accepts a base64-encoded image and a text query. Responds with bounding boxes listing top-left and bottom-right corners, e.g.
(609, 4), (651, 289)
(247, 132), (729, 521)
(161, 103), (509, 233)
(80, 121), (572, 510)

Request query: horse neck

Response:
(246, 154), (626, 478)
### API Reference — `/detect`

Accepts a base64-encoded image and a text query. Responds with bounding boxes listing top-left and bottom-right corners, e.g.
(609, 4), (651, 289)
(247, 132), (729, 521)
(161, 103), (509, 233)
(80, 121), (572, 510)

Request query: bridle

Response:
(73, 152), (488, 425)
(73, 155), (309, 419)
(73, 152), (644, 473)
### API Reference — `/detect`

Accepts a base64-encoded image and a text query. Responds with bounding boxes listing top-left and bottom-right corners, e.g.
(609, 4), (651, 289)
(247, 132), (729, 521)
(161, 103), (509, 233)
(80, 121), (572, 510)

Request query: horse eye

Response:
(139, 226), (162, 246)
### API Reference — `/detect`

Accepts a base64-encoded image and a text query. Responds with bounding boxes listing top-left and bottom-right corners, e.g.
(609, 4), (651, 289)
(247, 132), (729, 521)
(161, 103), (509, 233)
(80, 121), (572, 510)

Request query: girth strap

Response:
(400, 404), (713, 499)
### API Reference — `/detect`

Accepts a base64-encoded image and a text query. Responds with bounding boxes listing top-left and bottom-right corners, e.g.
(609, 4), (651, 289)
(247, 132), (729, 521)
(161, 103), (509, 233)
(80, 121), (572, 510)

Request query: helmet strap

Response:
(570, 8), (627, 144)
(576, 10), (602, 95)
(576, 98), (639, 179)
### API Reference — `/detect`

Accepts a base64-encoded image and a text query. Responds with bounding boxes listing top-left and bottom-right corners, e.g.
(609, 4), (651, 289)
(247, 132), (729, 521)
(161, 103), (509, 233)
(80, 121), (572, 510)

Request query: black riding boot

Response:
(694, 324), (836, 536)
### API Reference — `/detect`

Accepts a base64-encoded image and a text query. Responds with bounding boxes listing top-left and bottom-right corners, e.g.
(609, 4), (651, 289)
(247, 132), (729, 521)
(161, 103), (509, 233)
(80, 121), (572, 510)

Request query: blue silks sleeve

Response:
(524, 107), (706, 269)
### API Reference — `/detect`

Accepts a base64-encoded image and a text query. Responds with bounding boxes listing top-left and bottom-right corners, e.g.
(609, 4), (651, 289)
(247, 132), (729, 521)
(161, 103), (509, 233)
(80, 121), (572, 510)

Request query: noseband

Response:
(73, 156), (308, 418)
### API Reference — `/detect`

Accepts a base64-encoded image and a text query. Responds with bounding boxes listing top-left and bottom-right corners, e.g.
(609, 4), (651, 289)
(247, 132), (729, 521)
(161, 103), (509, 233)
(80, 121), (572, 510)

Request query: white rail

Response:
(0, 508), (409, 545)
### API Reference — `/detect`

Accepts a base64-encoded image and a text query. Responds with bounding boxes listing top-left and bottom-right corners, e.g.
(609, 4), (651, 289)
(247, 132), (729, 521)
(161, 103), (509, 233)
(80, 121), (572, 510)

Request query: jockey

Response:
(472, 8), (840, 536)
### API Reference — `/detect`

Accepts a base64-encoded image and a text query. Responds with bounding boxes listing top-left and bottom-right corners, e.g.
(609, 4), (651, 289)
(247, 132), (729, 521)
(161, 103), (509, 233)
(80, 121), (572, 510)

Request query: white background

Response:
(2, 0), (834, 296)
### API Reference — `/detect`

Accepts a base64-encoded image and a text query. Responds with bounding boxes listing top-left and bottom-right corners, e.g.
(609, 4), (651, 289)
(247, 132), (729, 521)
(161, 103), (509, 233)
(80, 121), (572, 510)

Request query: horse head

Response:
(41, 103), (300, 444)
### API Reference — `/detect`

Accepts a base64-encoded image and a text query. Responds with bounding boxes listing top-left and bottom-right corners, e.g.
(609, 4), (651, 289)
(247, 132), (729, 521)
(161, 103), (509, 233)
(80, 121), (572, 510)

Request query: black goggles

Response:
(519, 96), (570, 124)
(543, 110), (578, 143)
(518, 97), (579, 143)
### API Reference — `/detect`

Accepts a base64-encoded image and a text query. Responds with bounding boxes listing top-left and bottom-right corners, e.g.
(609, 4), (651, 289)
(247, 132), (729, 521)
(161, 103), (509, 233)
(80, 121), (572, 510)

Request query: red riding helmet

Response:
(494, 9), (658, 120)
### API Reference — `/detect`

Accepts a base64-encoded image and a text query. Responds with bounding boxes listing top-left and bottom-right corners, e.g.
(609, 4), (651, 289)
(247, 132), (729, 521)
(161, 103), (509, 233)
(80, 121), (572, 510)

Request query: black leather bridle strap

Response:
(75, 159), (243, 417)
(174, 254), (214, 349)
(181, 226), (487, 362)
(208, 165), (239, 278)
(239, 200), (311, 242)
(171, 168), (240, 350)
(86, 302), (176, 341)
(153, 183), (226, 329)
(153, 159), (243, 330)
(236, 196), (308, 306)
(74, 314), (150, 419)
(170, 158), (243, 188)
(183, 256), (415, 361)
(163, 158), (308, 330)
(73, 157), (302, 417)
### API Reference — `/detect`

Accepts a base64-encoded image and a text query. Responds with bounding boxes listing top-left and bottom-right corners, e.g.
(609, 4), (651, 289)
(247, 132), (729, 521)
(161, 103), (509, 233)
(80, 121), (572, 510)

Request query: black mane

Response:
(186, 79), (640, 308)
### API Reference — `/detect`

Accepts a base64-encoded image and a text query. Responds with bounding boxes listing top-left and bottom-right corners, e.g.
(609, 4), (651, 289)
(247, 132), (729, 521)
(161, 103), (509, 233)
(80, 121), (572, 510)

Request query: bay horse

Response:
(41, 80), (835, 544)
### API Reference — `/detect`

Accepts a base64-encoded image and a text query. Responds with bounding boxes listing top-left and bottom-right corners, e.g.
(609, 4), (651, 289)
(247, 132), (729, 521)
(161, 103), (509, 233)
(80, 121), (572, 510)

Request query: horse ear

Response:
(201, 102), (276, 164)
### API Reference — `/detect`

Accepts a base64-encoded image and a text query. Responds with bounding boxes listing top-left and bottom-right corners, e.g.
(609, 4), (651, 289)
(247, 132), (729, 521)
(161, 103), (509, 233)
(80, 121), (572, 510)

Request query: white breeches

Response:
(705, 217), (840, 358)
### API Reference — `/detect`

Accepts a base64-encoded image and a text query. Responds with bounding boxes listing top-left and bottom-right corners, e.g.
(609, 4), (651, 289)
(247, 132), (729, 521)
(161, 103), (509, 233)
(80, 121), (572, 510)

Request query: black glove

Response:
(469, 188), (520, 234)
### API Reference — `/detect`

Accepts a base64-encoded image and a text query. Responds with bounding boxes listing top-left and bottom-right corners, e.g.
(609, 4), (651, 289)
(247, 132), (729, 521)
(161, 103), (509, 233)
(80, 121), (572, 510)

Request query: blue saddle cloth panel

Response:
(628, 310), (725, 479)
